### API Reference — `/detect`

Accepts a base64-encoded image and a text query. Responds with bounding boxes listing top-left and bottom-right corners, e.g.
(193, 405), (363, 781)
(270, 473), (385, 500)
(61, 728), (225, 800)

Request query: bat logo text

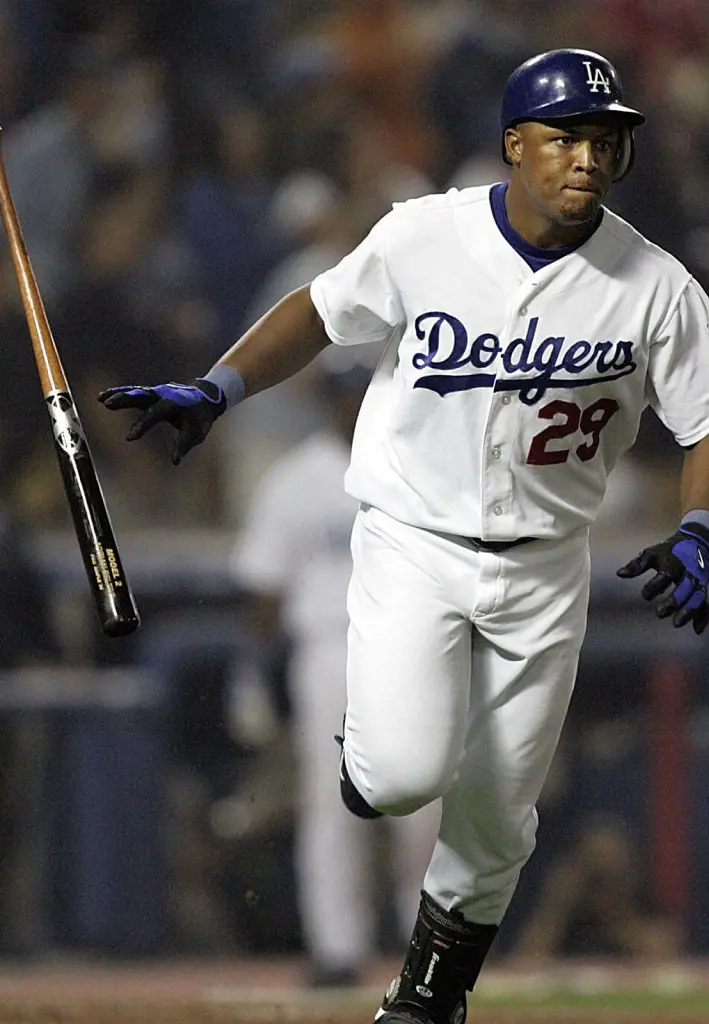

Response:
(46, 391), (87, 457)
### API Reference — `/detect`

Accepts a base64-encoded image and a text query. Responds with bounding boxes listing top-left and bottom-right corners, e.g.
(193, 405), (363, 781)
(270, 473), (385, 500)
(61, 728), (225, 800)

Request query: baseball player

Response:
(100, 48), (709, 1024)
(230, 356), (439, 985)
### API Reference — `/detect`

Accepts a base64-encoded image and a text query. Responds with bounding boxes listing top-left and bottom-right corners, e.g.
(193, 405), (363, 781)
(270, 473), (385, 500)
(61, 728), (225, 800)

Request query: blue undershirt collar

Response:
(489, 181), (603, 272)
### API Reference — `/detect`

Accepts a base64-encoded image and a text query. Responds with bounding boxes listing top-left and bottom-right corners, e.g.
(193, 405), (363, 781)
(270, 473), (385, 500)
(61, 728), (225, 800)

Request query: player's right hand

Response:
(616, 521), (709, 634)
(98, 379), (227, 466)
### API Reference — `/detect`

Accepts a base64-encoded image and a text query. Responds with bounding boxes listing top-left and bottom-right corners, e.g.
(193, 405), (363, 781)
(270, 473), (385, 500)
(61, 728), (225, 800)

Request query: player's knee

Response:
(364, 758), (457, 816)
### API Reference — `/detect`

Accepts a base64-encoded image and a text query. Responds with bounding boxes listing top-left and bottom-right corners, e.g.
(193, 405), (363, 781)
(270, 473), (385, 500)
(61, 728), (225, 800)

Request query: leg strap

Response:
(335, 732), (383, 819)
(381, 891), (498, 1024)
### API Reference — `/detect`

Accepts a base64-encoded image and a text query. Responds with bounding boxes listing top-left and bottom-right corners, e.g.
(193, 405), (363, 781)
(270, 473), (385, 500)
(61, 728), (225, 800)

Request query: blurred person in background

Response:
(222, 353), (439, 986)
(265, 1), (437, 226)
(511, 815), (681, 963)
(176, 95), (286, 353)
(2, 10), (171, 304)
(1, 38), (111, 308)
(220, 194), (381, 521)
(53, 161), (220, 530)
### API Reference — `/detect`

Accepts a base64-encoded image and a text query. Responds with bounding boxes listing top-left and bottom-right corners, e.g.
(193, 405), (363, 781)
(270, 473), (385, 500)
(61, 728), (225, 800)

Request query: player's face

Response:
(505, 120), (621, 240)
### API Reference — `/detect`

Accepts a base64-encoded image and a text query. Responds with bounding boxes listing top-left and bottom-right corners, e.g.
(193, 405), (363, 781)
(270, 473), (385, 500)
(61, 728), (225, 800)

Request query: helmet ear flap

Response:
(612, 125), (635, 182)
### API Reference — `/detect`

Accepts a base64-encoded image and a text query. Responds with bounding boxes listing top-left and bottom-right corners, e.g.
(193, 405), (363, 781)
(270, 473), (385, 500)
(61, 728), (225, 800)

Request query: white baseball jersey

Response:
(230, 430), (356, 641)
(310, 184), (709, 540)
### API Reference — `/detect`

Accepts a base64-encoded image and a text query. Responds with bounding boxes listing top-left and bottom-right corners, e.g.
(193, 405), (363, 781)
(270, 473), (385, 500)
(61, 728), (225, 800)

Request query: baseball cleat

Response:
(373, 974), (466, 1024)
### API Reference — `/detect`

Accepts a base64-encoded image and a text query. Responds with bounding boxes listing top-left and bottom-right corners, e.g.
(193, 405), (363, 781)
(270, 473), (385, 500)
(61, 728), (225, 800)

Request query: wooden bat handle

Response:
(0, 126), (140, 637)
(0, 129), (67, 396)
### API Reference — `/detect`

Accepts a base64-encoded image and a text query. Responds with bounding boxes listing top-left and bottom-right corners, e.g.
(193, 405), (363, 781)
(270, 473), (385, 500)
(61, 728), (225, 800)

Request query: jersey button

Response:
(520, 305), (528, 315)
(493, 505), (503, 516)
(491, 446), (502, 459)
(501, 395), (512, 406)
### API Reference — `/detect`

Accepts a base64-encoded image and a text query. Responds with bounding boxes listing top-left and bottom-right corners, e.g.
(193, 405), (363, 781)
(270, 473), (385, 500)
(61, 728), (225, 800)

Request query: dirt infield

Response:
(1, 1003), (709, 1024)
(0, 957), (707, 1024)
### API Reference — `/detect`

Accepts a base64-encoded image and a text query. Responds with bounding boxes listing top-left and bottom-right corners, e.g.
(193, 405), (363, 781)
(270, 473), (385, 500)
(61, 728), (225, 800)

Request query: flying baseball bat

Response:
(0, 131), (140, 637)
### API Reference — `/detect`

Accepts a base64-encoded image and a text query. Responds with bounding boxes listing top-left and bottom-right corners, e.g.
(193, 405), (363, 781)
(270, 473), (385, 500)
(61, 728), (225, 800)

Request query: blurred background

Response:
(0, 0), (707, 985)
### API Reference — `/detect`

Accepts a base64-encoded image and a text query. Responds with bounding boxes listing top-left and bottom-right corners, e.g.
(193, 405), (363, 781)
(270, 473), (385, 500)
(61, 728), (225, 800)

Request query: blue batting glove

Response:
(617, 520), (709, 634)
(98, 379), (226, 465)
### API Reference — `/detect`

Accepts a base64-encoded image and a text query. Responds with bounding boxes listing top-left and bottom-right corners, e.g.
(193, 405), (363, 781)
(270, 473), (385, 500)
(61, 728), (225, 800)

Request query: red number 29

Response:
(526, 397), (619, 466)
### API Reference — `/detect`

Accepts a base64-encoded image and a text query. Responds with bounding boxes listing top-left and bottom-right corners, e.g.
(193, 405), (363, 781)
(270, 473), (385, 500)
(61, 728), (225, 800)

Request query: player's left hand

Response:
(617, 521), (709, 633)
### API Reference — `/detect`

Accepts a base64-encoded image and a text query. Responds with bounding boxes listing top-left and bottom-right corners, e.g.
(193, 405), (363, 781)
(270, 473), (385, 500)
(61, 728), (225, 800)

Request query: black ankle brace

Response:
(381, 891), (498, 1024)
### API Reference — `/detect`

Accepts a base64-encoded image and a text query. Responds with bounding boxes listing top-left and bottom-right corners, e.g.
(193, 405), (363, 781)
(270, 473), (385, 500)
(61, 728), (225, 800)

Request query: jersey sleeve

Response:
(229, 464), (303, 594)
(310, 210), (404, 346)
(646, 277), (709, 447)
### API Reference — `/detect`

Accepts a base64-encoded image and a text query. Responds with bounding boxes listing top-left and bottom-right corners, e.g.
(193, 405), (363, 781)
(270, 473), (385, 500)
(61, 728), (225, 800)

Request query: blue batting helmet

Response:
(501, 49), (645, 181)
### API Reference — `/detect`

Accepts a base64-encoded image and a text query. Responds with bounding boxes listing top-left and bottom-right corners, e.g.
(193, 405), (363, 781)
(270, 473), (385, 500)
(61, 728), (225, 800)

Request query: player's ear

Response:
(504, 126), (522, 167)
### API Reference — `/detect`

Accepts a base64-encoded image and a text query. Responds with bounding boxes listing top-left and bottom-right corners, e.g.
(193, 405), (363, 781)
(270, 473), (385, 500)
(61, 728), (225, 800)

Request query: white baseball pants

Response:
(343, 504), (591, 926)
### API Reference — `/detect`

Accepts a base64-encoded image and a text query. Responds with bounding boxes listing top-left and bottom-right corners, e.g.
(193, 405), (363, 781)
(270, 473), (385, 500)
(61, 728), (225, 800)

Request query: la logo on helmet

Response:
(583, 61), (611, 94)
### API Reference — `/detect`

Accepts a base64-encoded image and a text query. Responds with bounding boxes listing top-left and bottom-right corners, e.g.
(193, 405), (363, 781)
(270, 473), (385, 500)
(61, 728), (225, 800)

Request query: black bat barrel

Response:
(47, 391), (140, 637)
